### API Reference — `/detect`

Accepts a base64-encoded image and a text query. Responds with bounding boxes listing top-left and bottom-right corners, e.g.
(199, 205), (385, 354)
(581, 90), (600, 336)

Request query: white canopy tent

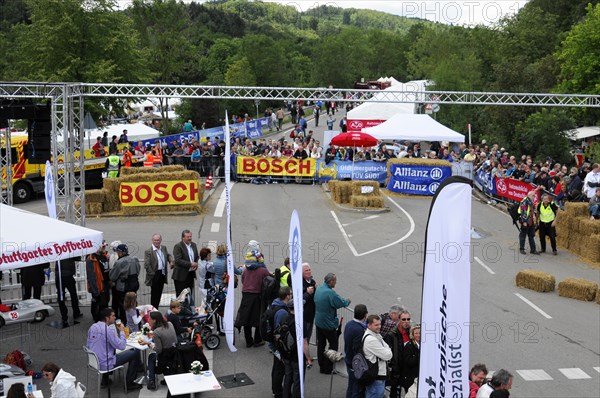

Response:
(362, 114), (465, 142)
(568, 126), (600, 140)
(0, 204), (103, 270)
(347, 80), (430, 123)
(85, 122), (160, 148)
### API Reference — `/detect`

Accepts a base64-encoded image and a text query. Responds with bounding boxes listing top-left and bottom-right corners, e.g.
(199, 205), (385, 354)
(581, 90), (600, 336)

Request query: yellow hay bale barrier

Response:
(515, 269), (556, 293)
(557, 278), (598, 301)
(119, 165), (185, 175)
(564, 202), (589, 218)
(350, 180), (380, 196)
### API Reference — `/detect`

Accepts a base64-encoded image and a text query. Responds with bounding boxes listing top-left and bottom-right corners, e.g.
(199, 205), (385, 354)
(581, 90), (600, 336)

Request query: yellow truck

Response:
(1, 135), (107, 203)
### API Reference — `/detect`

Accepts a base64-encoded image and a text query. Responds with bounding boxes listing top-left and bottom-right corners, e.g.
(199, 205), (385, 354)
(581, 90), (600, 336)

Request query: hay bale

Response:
(350, 195), (369, 208)
(120, 165), (185, 175)
(585, 234), (600, 263)
(596, 288), (600, 305)
(121, 203), (201, 216)
(102, 178), (120, 193)
(119, 170), (199, 183)
(515, 269), (556, 292)
(85, 202), (103, 215)
(368, 196), (385, 208)
(564, 202), (589, 218)
(557, 278), (598, 301)
(85, 189), (106, 203)
(579, 219), (600, 236)
(351, 180), (380, 196)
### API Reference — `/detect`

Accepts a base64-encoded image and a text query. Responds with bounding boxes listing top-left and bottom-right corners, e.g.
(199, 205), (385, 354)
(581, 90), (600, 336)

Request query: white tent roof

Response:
(362, 114), (465, 142)
(568, 126), (600, 140)
(88, 123), (161, 141)
(0, 204), (103, 270)
(348, 80), (430, 120)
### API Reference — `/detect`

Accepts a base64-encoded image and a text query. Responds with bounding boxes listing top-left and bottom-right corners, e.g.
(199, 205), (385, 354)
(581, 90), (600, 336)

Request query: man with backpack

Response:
(281, 300), (302, 398)
(344, 304), (368, 398)
(109, 244), (141, 322)
(362, 315), (392, 398)
(267, 286), (292, 398)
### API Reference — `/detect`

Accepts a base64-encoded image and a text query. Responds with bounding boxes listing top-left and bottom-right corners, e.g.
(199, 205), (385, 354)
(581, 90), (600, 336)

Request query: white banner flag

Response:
(44, 161), (57, 219)
(418, 177), (472, 398)
(223, 112), (237, 353)
(288, 210), (304, 398)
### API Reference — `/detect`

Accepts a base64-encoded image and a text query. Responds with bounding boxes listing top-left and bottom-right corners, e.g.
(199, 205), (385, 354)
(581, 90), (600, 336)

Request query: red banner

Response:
(346, 119), (386, 132)
(495, 178), (536, 201)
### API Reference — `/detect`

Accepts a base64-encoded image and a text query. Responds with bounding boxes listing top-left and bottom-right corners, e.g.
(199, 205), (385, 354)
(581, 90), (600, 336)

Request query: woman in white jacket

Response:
(41, 362), (78, 398)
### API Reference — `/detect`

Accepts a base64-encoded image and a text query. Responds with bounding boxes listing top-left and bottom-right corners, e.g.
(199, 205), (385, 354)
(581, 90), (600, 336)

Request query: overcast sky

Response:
(119, 0), (530, 26)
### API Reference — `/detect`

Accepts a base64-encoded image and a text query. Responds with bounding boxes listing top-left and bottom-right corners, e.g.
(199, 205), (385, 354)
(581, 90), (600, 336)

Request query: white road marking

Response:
(474, 256), (496, 274)
(330, 196), (415, 257)
(514, 293), (552, 319)
(558, 368), (591, 380)
(210, 223), (220, 233)
(213, 183), (234, 218)
(517, 369), (553, 381)
(593, 367), (600, 373)
(342, 214), (380, 227)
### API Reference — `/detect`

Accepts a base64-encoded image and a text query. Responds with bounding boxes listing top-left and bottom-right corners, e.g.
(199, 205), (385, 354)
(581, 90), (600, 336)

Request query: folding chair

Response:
(83, 346), (127, 397)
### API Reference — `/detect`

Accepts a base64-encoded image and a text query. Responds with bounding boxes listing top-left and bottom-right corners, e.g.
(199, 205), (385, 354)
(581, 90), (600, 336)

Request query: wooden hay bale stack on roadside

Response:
(329, 181), (352, 204)
(349, 180), (384, 208)
(555, 202), (600, 262)
(557, 278), (598, 301)
(350, 180), (380, 196)
(515, 269), (556, 293)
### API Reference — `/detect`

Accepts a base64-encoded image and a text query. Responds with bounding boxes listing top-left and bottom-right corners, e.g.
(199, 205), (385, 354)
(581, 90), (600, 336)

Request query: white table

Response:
(125, 333), (152, 385)
(164, 372), (221, 397)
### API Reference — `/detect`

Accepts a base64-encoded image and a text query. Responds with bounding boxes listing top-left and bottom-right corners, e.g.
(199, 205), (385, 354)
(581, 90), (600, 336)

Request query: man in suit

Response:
(144, 233), (174, 309)
(172, 229), (198, 301)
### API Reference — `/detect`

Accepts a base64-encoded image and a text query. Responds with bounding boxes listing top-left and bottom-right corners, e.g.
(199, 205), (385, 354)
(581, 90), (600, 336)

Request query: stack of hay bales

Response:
(557, 278), (598, 301)
(349, 181), (384, 208)
(328, 181), (352, 204)
(556, 202), (600, 262)
(516, 269), (556, 292)
(84, 165), (203, 216)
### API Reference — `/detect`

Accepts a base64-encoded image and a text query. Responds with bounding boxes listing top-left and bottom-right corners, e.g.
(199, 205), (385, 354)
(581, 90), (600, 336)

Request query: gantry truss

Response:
(1, 82), (599, 226)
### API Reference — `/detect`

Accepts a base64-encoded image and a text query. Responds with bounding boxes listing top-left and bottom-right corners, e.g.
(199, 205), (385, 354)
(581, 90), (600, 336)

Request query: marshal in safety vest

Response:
(106, 155), (120, 178)
(538, 201), (557, 223)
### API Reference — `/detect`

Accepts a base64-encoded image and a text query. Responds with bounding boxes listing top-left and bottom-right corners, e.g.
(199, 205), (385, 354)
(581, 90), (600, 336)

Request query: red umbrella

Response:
(330, 132), (379, 148)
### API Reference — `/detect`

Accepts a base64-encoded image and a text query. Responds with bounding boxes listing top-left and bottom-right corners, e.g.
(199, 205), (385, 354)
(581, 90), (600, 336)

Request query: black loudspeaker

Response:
(26, 103), (52, 164)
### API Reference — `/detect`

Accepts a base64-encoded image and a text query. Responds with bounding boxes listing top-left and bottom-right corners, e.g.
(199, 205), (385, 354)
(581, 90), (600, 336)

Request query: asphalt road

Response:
(3, 112), (599, 397)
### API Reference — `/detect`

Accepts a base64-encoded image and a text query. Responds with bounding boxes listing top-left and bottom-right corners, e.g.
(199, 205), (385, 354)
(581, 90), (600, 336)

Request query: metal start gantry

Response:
(1, 81), (599, 226)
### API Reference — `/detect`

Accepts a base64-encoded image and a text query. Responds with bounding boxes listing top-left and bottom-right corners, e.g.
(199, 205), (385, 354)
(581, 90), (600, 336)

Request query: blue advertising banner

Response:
(473, 168), (496, 195)
(316, 160), (387, 183)
(139, 117), (269, 148)
(387, 164), (452, 196)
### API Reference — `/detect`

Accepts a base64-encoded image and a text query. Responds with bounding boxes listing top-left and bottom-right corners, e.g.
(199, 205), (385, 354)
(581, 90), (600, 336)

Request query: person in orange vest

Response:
(143, 150), (155, 167)
(122, 146), (133, 168)
(153, 144), (163, 167)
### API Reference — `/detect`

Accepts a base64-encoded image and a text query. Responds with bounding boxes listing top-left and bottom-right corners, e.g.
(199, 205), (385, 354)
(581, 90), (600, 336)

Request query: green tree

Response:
(514, 109), (575, 164)
(556, 3), (600, 94)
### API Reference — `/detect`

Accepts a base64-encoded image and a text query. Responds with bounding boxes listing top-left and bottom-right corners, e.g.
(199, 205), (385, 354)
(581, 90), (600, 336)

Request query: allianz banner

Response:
(387, 164), (451, 196)
(315, 160), (387, 183)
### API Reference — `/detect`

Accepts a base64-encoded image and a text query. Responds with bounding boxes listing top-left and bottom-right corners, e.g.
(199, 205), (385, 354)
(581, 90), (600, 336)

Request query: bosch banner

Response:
(120, 180), (200, 206)
(315, 160), (387, 183)
(495, 178), (536, 202)
(237, 156), (316, 177)
(387, 164), (451, 196)
(346, 119), (386, 132)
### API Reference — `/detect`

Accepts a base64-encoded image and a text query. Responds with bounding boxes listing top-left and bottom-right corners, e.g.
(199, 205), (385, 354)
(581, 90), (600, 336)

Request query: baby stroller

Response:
(174, 286), (225, 350)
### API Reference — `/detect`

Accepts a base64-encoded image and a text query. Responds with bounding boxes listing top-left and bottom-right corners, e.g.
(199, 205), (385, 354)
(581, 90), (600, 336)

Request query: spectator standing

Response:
(172, 229), (199, 299)
(101, 131), (109, 147)
(327, 115), (336, 130)
(21, 263), (48, 300)
(109, 244), (141, 322)
(276, 108), (285, 131)
(235, 240), (271, 347)
(362, 315), (393, 398)
(379, 304), (402, 337)
(92, 136), (105, 157)
(270, 286), (291, 398)
(583, 163), (600, 200)
(344, 304), (368, 398)
(340, 117), (347, 132)
(183, 120), (193, 132)
(476, 369), (513, 398)
(55, 257), (83, 327)
(401, 324), (420, 392)
(469, 363), (489, 398)
(86, 242), (110, 321)
(86, 308), (142, 391)
(144, 233), (174, 309)
(301, 263), (317, 366)
(518, 190), (540, 255)
(537, 194), (558, 255)
(314, 105), (321, 127)
(314, 273), (351, 374)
